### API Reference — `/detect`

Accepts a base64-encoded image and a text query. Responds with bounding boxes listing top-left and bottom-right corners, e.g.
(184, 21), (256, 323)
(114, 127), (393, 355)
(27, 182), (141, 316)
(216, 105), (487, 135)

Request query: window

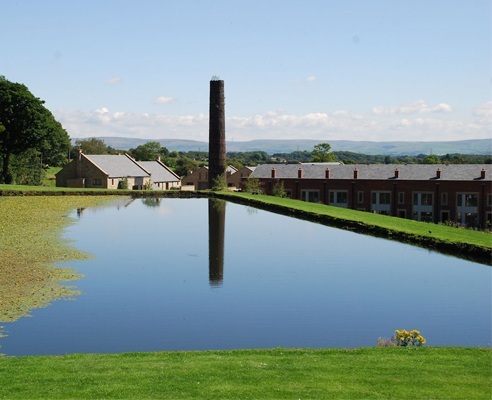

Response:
(301, 190), (319, 203)
(372, 192), (390, 204)
(457, 193), (478, 207)
(412, 193), (433, 222)
(371, 192), (391, 214)
(413, 193), (433, 206)
(456, 193), (479, 227)
(441, 193), (448, 206)
(487, 194), (492, 207)
(413, 211), (433, 222)
(92, 179), (102, 186)
(329, 191), (348, 207)
(398, 192), (404, 204)
(357, 191), (364, 203)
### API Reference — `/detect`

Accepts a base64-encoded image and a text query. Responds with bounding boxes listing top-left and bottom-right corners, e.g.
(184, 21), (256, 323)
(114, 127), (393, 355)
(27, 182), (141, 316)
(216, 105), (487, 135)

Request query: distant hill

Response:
(73, 137), (491, 156)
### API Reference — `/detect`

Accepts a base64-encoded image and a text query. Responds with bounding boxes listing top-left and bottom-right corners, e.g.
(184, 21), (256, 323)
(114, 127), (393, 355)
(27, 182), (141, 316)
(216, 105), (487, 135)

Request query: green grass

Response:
(42, 167), (62, 187)
(0, 348), (490, 399)
(217, 191), (492, 252)
(0, 183), (121, 192)
(0, 196), (117, 322)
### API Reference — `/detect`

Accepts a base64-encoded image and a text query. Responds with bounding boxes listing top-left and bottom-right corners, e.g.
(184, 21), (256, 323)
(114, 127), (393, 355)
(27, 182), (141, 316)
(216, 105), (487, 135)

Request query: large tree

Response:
(73, 137), (115, 155)
(0, 76), (70, 183)
(129, 141), (167, 161)
(312, 143), (337, 162)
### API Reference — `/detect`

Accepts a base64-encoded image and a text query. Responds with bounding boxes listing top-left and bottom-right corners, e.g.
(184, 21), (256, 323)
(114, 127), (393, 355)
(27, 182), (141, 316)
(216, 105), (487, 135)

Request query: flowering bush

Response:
(393, 329), (426, 347)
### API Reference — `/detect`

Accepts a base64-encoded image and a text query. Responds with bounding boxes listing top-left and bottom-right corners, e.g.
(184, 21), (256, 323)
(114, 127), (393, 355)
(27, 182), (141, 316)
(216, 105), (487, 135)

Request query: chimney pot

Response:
(436, 168), (441, 179)
(298, 168), (303, 179)
(481, 168), (486, 179)
(271, 167), (276, 178)
(353, 168), (358, 179)
(325, 168), (330, 179)
(394, 168), (399, 178)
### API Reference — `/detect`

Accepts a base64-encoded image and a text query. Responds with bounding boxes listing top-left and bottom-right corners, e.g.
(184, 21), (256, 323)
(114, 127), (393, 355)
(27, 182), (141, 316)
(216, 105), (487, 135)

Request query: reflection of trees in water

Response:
(246, 206), (258, 215)
(141, 198), (161, 208)
(209, 199), (226, 287)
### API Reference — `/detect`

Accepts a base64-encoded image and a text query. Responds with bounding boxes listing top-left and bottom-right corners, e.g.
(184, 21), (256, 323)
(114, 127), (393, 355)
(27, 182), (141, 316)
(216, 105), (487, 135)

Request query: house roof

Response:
(252, 164), (491, 181)
(138, 160), (180, 182)
(84, 154), (150, 178)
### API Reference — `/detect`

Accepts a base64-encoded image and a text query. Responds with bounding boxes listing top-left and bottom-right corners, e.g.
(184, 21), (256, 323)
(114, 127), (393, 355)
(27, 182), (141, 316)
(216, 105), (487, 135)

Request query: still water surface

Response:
(2, 198), (490, 355)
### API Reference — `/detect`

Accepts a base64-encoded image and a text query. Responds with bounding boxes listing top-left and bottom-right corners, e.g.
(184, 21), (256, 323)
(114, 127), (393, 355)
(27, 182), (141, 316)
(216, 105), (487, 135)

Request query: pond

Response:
(1, 198), (490, 356)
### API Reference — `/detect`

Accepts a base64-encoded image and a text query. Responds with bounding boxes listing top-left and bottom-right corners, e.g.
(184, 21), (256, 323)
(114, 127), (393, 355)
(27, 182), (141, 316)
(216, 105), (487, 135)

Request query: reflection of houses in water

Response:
(208, 199), (225, 287)
(76, 198), (136, 218)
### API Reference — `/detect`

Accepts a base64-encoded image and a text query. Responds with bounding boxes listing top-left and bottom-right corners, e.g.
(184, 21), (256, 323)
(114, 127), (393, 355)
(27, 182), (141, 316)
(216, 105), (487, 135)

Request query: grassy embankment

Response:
(0, 348), (490, 399)
(0, 187), (490, 398)
(215, 191), (492, 264)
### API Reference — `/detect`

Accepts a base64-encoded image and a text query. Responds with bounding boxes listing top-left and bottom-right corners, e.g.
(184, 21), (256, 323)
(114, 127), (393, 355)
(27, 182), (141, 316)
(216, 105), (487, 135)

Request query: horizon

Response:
(73, 136), (490, 144)
(2, 0), (491, 143)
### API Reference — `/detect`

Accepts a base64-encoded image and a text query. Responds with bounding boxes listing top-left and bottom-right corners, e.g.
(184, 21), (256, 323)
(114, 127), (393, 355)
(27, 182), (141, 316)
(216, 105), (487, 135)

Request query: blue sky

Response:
(1, 0), (491, 143)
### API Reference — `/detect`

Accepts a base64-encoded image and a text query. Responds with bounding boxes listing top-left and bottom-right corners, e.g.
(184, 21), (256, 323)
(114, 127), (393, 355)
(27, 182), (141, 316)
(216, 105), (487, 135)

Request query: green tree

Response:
(272, 180), (287, 197)
(244, 176), (261, 194)
(73, 137), (113, 155)
(423, 154), (441, 164)
(0, 76), (70, 183)
(312, 143), (336, 162)
(129, 141), (166, 161)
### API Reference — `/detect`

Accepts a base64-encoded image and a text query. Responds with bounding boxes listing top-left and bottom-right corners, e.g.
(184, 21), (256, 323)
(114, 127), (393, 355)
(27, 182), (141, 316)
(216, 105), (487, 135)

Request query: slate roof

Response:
(252, 164), (491, 181)
(138, 161), (180, 182)
(84, 154), (150, 177)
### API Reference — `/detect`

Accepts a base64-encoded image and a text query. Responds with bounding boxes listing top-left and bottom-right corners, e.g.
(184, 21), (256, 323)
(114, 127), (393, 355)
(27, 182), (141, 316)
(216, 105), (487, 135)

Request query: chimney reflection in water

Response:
(208, 199), (225, 287)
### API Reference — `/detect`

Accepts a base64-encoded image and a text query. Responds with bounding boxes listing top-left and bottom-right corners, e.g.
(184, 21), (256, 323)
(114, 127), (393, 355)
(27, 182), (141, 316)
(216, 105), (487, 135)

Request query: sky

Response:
(1, 0), (491, 143)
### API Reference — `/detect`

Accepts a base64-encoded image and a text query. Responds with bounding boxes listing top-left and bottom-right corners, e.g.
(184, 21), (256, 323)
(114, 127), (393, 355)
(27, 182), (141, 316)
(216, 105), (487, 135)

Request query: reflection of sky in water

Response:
(2, 198), (490, 356)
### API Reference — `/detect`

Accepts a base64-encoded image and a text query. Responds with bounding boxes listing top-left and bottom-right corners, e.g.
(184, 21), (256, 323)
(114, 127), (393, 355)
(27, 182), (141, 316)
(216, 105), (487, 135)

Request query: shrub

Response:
(272, 180), (287, 197)
(393, 329), (426, 347)
(244, 176), (261, 194)
(118, 178), (128, 189)
(211, 175), (227, 191)
(377, 337), (396, 347)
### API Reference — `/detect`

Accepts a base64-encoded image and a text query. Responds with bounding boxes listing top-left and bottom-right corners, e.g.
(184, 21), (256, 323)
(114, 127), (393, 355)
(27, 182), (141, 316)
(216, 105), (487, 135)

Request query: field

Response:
(0, 348), (490, 399)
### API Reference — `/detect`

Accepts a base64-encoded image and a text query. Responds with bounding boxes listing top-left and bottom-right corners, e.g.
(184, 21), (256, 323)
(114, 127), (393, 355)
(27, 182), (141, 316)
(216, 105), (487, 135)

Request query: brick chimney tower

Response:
(208, 79), (226, 188)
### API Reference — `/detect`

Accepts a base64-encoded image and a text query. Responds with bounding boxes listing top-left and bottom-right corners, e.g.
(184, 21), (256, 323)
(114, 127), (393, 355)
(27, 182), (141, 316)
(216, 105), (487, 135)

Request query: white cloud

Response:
(474, 101), (492, 118)
(294, 75), (317, 84)
(372, 100), (453, 115)
(106, 77), (123, 85)
(153, 96), (175, 104)
(53, 103), (491, 143)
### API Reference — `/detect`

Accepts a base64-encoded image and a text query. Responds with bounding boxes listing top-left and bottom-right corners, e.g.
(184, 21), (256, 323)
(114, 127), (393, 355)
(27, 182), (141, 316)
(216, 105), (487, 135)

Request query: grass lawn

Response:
(0, 348), (490, 399)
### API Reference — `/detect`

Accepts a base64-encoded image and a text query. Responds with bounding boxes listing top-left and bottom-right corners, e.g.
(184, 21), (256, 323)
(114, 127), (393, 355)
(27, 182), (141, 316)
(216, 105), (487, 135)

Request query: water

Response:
(1, 198), (490, 356)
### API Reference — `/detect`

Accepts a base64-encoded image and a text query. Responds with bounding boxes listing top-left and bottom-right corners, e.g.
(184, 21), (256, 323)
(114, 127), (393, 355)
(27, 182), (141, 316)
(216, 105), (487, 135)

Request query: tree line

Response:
(1, 77), (490, 185)
(0, 77), (70, 184)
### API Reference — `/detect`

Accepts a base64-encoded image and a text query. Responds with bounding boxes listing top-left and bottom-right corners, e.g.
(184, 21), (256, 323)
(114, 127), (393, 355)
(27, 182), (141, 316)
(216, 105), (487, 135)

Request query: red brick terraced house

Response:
(249, 163), (492, 228)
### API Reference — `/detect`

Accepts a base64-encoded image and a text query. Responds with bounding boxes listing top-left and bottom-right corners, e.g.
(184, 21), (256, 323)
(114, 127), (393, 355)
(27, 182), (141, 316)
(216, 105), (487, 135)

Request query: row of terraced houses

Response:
(248, 163), (492, 228)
